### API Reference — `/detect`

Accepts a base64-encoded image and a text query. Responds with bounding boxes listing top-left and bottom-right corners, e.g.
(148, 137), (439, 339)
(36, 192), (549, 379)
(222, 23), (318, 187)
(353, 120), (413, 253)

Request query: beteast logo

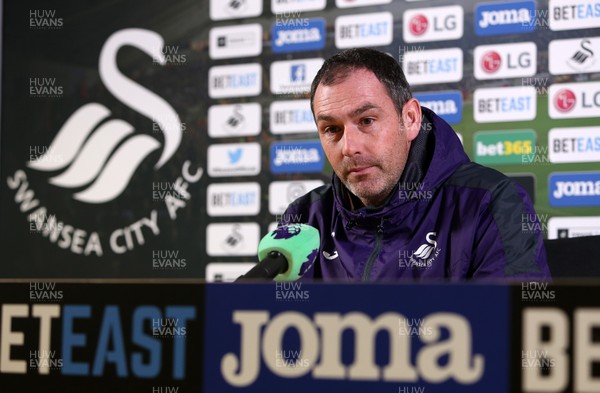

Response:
(207, 182), (260, 217)
(208, 63), (262, 98)
(403, 5), (464, 43)
(27, 29), (181, 204)
(335, 12), (393, 49)
(549, 126), (600, 164)
(270, 99), (316, 134)
(474, 86), (536, 123)
(475, 1), (536, 36)
(549, 0), (600, 31)
(7, 29), (203, 257)
(402, 47), (463, 85)
(0, 303), (196, 378)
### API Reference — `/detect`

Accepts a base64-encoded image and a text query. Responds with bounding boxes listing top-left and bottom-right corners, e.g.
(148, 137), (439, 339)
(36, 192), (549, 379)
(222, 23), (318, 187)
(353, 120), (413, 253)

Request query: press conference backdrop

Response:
(0, 0), (599, 278)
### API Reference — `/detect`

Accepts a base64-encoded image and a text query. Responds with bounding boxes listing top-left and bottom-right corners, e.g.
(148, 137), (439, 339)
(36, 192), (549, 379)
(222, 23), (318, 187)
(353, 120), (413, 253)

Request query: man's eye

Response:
(323, 126), (340, 134)
(361, 118), (374, 126)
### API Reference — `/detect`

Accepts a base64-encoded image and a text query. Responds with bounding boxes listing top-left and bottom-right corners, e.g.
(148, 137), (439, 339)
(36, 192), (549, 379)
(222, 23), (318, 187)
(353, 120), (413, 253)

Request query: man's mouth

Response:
(347, 166), (373, 175)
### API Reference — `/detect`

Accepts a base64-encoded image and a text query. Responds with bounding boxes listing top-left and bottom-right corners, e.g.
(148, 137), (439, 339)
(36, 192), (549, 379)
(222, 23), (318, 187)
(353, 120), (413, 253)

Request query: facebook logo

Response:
(291, 64), (306, 82)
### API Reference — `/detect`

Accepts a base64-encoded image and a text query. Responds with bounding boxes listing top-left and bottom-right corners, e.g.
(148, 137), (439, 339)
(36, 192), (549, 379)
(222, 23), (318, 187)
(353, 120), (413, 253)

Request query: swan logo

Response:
(27, 29), (181, 204)
(399, 232), (441, 269)
(413, 232), (440, 260)
(6, 28), (203, 257)
(568, 39), (596, 71)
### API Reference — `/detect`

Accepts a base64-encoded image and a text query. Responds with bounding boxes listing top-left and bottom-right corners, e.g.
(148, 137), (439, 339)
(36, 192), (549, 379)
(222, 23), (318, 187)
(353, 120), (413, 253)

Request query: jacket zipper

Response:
(361, 218), (384, 281)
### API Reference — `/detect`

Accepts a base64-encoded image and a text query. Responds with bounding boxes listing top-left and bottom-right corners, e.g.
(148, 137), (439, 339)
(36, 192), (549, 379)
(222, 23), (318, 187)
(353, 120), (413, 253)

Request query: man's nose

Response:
(341, 124), (364, 157)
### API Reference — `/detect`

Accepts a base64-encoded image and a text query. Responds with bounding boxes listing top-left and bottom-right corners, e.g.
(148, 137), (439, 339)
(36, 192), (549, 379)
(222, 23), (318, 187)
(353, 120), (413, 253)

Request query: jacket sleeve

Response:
(470, 178), (551, 281)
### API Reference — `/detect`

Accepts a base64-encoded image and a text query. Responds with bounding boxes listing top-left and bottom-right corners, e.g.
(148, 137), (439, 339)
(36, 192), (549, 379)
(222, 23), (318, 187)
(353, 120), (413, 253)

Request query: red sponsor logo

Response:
(481, 50), (501, 73)
(409, 14), (428, 36)
(554, 89), (576, 113)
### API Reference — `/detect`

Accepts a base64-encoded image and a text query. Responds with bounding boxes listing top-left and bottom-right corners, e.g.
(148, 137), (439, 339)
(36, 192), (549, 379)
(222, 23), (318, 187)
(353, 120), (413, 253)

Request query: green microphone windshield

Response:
(257, 224), (320, 281)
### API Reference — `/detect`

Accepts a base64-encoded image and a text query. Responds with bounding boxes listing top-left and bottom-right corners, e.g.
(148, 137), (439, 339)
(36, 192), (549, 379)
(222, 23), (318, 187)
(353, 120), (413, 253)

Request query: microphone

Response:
(235, 223), (320, 282)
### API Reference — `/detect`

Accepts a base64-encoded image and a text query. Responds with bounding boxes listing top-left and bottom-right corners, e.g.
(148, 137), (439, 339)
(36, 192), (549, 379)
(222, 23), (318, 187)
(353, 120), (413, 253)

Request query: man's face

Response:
(313, 68), (421, 207)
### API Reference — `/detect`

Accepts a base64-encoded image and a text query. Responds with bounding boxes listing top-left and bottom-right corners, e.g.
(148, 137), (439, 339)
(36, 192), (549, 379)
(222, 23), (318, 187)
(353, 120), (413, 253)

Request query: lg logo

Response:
(403, 6), (463, 43)
(481, 51), (502, 73)
(409, 14), (428, 36)
(554, 89), (577, 113)
(474, 42), (536, 80)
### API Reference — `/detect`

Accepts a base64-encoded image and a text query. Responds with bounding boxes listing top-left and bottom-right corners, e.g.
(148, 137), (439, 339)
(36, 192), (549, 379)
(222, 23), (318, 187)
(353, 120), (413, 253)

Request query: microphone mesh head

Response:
(257, 223), (320, 281)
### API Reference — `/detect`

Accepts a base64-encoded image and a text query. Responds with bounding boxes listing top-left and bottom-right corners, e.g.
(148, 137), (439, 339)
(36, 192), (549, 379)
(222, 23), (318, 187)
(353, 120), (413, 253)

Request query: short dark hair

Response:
(310, 48), (412, 115)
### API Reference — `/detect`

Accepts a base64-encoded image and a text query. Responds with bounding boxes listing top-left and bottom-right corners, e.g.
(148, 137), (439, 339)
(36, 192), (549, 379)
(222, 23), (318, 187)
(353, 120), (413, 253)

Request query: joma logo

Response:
(221, 310), (484, 386)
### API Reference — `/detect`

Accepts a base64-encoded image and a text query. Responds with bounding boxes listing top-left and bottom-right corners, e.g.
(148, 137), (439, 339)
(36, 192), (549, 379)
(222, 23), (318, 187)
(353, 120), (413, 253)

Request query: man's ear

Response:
(401, 98), (422, 142)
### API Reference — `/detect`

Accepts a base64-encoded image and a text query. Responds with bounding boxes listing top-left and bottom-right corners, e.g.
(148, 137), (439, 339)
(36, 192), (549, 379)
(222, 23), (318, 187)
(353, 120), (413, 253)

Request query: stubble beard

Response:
(341, 163), (403, 208)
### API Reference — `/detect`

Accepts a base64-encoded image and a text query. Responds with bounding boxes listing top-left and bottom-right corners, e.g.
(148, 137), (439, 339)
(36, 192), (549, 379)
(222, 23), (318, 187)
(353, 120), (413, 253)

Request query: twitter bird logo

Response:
(228, 148), (243, 164)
